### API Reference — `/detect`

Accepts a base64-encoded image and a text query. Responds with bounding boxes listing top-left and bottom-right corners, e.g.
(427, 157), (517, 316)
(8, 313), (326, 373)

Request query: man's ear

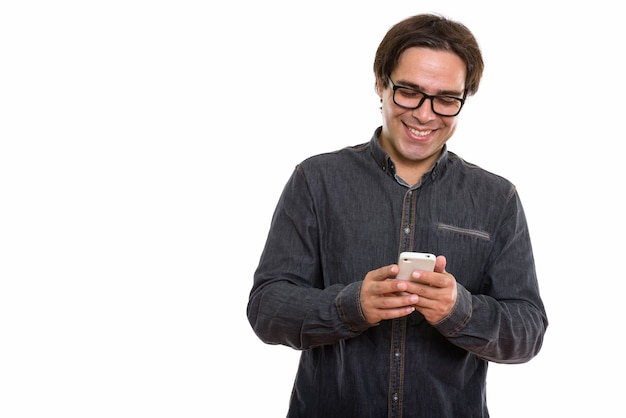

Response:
(375, 79), (383, 98)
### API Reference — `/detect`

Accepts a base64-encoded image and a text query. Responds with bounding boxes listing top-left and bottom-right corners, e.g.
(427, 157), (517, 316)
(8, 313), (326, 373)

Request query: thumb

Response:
(435, 255), (447, 273)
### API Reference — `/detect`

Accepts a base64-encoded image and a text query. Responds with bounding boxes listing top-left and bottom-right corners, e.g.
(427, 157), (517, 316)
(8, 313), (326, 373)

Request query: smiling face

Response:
(377, 47), (466, 185)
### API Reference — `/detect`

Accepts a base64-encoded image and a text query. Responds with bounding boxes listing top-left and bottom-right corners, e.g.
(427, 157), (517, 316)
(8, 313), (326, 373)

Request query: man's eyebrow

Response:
(395, 79), (464, 97)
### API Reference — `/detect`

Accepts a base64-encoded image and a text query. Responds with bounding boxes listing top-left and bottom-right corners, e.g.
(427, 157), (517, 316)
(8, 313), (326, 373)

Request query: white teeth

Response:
(408, 127), (432, 137)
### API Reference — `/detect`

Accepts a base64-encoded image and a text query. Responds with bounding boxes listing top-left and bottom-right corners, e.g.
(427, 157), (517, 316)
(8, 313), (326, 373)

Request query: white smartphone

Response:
(396, 251), (436, 280)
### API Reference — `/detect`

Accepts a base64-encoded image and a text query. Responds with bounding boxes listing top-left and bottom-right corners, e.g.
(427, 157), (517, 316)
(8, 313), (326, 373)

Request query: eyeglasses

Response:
(387, 76), (466, 117)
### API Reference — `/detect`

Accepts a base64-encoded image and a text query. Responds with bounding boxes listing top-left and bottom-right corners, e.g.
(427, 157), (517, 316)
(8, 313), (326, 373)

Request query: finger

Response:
(361, 282), (417, 323)
(383, 275), (423, 297)
(408, 270), (449, 289)
(365, 265), (401, 295)
(380, 264), (399, 280)
(434, 255), (447, 273)
(375, 305), (416, 321)
(375, 292), (418, 309)
(366, 264), (398, 283)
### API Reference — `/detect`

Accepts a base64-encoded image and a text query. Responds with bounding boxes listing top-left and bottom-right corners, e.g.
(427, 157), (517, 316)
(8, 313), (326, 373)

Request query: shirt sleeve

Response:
(247, 166), (373, 350)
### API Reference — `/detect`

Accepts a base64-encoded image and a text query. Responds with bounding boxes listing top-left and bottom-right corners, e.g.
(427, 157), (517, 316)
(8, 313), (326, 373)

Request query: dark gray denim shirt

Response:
(248, 127), (548, 418)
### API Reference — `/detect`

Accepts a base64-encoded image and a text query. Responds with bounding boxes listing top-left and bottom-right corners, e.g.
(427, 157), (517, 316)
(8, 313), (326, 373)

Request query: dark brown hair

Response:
(374, 13), (484, 96)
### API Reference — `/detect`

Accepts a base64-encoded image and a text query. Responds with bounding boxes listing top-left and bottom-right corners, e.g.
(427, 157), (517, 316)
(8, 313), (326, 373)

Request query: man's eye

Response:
(436, 97), (458, 105)
(398, 88), (422, 98)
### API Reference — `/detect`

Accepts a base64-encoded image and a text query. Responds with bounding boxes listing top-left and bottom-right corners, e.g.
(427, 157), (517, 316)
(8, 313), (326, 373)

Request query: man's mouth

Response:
(407, 126), (432, 137)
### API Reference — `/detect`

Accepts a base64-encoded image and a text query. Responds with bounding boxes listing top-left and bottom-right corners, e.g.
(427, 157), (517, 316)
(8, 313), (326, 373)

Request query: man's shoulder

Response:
(300, 142), (371, 166)
(445, 151), (515, 191)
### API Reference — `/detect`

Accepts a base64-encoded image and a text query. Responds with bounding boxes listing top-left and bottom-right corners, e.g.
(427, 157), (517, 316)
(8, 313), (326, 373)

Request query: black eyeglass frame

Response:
(387, 76), (466, 117)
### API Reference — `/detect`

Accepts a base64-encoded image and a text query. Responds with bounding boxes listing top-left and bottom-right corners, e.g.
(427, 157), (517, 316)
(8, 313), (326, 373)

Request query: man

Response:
(247, 13), (548, 418)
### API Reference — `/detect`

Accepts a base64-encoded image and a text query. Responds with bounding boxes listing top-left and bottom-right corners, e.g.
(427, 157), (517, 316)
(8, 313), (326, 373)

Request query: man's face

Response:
(377, 47), (466, 175)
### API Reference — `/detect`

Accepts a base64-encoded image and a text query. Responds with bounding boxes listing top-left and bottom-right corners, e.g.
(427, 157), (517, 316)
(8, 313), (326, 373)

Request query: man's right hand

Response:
(359, 264), (419, 324)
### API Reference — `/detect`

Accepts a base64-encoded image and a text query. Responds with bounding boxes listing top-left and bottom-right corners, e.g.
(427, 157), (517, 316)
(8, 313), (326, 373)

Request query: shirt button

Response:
(404, 227), (410, 234)
(395, 351), (401, 358)
(393, 393), (399, 402)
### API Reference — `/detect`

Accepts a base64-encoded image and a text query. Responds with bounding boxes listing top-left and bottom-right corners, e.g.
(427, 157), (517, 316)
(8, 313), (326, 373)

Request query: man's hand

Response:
(359, 264), (419, 324)
(409, 255), (458, 323)
(360, 256), (458, 324)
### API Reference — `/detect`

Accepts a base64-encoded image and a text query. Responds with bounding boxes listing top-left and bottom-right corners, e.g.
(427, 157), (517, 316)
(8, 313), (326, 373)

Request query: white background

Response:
(1, 1), (624, 417)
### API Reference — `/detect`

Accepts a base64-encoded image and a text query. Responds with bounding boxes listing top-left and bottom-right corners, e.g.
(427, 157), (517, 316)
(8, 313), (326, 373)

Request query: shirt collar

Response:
(369, 126), (449, 185)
